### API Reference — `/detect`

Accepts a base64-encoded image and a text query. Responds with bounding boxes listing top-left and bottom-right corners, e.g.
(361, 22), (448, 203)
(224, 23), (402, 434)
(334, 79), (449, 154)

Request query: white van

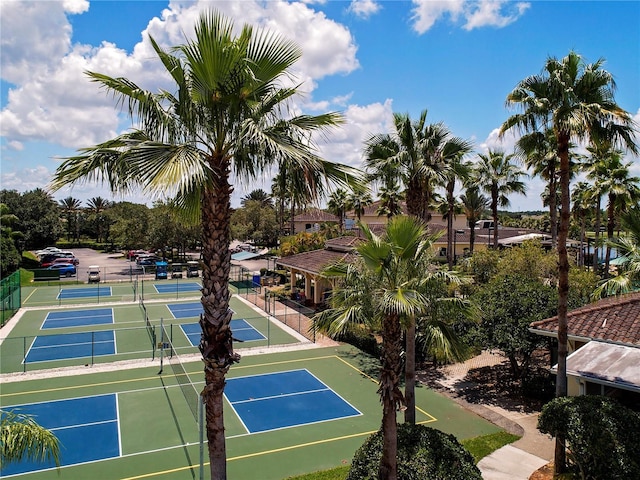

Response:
(87, 265), (101, 283)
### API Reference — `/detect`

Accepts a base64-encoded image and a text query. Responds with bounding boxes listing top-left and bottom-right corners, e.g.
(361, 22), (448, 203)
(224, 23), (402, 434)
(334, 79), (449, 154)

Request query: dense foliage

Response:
(346, 423), (481, 480)
(538, 396), (640, 479)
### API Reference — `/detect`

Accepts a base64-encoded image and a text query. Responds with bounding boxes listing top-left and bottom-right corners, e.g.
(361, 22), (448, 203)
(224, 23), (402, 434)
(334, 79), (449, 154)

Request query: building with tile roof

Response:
(530, 292), (640, 408)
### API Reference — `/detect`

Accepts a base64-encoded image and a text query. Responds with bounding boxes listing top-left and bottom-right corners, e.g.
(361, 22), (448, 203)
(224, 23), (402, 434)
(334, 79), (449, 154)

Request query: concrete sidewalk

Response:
(428, 351), (555, 480)
(478, 445), (549, 480)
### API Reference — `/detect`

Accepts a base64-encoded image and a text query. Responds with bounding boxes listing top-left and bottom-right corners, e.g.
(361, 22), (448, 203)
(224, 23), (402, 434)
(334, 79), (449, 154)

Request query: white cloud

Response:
(348, 0), (382, 19)
(411, 0), (529, 34)
(0, 0), (359, 153)
(463, 1), (530, 30)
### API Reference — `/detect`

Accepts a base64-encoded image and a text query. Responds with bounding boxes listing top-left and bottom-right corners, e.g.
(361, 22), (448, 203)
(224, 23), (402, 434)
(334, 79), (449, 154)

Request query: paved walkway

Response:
(431, 351), (554, 480)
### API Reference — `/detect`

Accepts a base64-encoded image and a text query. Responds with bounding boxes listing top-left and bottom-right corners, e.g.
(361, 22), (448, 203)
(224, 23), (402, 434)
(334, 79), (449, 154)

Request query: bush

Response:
(538, 396), (640, 479)
(335, 331), (380, 358)
(346, 423), (481, 480)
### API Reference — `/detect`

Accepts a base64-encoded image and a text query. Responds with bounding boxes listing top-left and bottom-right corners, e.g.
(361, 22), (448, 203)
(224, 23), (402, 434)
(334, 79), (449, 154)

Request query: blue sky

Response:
(1, 0), (638, 212)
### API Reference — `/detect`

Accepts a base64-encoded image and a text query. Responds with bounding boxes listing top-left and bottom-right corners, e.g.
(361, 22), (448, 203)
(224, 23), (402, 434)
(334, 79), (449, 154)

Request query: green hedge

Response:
(538, 396), (640, 479)
(347, 423), (481, 480)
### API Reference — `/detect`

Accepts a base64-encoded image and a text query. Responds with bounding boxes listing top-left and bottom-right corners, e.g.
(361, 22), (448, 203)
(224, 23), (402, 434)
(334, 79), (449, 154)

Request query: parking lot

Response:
(34, 248), (180, 284)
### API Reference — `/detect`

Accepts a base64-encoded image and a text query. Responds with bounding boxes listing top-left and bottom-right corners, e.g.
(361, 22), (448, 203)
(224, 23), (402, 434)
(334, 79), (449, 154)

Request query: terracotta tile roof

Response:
(530, 292), (640, 346)
(276, 249), (358, 275)
(294, 209), (339, 222)
(325, 236), (363, 249)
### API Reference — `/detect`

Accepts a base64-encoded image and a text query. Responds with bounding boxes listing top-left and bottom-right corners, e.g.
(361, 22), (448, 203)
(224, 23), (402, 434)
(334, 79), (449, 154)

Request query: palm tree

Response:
(315, 216), (436, 480)
(571, 181), (596, 267)
(585, 146), (640, 276)
(501, 50), (638, 474)
(241, 189), (272, 208)
(364, 111), (448, 223)
(86, 196), (111, 243)
(460, 186), (489, 254)
(440, 153), (473, 268)
(1, 410), (60, 469)
(475, 150), (527, 248)
(516, 129), (560, 247)
(593, 205), (640, 297)
(49, 11), (358, 479)
(59, 196), (82, 242)
(327, 188), (349, 232)
(347, 187), (373, 222)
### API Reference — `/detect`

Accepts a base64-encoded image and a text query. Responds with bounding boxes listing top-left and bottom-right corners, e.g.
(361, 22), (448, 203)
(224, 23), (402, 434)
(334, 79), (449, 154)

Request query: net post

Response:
(158, 317), (164, 374)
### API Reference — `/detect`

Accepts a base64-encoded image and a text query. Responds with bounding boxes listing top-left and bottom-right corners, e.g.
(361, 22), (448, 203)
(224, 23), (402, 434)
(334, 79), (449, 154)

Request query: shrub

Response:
(538, 396), (640, 479)
(346, 423), (481, 480)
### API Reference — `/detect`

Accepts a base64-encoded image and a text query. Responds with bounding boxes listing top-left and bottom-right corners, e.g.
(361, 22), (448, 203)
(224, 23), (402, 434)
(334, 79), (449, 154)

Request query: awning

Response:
(552, 341), (640, 393)
(231, 251), (262, 261)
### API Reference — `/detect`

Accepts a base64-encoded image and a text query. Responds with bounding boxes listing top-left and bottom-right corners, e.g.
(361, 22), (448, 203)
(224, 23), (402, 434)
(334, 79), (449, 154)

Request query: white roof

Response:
(552, 341), (640, 393)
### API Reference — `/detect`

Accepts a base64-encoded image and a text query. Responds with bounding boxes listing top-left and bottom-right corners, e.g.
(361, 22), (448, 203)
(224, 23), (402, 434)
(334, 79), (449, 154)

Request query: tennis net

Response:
(138, 297), (156, 348)
(160, 326), (201, 423)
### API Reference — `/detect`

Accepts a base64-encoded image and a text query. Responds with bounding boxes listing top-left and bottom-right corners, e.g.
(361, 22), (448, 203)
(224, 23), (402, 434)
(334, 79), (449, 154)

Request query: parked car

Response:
(36, 246), (62, 257)
(47, 263), (76, 277)
(137, 255), (160, 266)
(52, 256), (79, 266)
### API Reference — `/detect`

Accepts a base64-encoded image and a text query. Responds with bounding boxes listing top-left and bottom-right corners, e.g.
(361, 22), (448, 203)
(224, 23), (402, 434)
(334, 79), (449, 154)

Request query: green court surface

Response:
(1, 296), (302, 374)
(20, 278), (236, 308)
(0, 345), (501, 480)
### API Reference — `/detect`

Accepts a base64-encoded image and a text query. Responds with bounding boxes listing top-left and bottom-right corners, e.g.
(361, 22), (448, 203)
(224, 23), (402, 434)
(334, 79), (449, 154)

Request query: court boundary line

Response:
(40, 307), (115, 330)
(23, 330), (118, 365)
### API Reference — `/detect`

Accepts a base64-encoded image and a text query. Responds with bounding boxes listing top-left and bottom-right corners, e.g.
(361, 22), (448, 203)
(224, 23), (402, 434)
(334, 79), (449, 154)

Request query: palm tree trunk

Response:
(549, 169), (558, 249)
(592, 197), (602, 271)
(491, 188), (499, 247)
(379, 313), (403, 480)
(199, 163), (240, 480)
(554, 133), (571, 475)
(404, 321), (416, 424)
(604, 194), (616, 279)
(447, 182), (455, 268)
(470, 223), (476, 254)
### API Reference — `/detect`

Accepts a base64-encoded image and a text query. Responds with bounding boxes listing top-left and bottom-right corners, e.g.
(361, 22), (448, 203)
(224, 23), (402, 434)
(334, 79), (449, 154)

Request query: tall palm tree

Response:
(86, 196), (111, 243)
(241, 189), (272, 208)
(460, 186), (489, 254)
(49, 11), (358, 479)
(315, 216), (437, 480)
(475, 150), (527, 247)
(364, 111), (448, 223)
(440, 153), (473, 268)
(516, 129), (560, 247)
(592, 205), (640, 298)
(327, 188), (349, 232)
(347, 187), (373, 222)
(571, 181), (596, 267)
(501, 50), (638, 474)
(1, 410), (60, 469)
(585, 145), (640, 276)
(59, 196), (82, 242)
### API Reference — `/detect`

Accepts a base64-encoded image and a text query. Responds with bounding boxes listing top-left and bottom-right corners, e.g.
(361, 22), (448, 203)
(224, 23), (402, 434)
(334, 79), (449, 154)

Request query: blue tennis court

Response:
(41, 308), (114, 329)
(181, 319), (266, 345)
(0, 394), (120, 476)
(154, 282), (201, 294)
(25, 331), (116, 363)
(56, 286), (112, 299)
(225, 369), (361, 434)
(167, 302), (235, 319)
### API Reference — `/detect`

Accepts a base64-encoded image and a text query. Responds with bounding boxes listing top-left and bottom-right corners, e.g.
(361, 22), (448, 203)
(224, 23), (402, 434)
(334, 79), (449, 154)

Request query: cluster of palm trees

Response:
(48, 8), (636, 479)
(58, 196), (112, 243)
